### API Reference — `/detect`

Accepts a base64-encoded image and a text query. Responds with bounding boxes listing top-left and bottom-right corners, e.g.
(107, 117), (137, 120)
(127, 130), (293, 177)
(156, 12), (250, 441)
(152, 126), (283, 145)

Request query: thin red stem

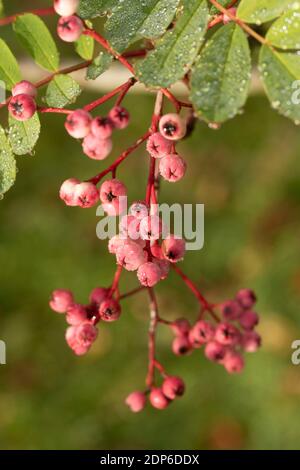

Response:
(119, 286), (146, 300)
(83, 29), (134, 74)
(115, 78), (136, 106)
(84, 77), (136, 112)
(38, 107), (71, 114)
(0, 7), (55, 26)
(146, 288), (159, 388)
(35, 60), (92, 88)
(109, 265), (123, 297)
(88, 131), (151, 185)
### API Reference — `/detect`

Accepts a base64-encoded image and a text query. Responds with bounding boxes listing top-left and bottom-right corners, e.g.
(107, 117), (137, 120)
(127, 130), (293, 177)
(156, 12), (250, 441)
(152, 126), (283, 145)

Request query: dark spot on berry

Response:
(61, 20), (72, 30)
(107, 191), (116, 202)
(163, 122), (177, 137)
(12, 101), (23, 115)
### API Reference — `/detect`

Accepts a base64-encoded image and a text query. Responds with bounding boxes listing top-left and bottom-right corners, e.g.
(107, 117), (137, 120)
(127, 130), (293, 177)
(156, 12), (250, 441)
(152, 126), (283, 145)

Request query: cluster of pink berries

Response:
(147, 113), (187, 183)
(8, 81), (37, 122)
(54, 0), (84, 43)
(169, 288), (261, 373)
(49, 286), (123, 355)
(64, 106), (129, 160)
(108, 200), (186, 287)
(126, 375), (185, 412)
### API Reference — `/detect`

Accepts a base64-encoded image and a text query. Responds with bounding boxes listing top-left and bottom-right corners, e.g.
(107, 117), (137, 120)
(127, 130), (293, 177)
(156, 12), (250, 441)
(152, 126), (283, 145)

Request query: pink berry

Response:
(49, 289), (74, 313)
(150, 243), (164, 260)
(119, 215), (140, 240)
(171, 318), (191, 336)
(189, 320), (215, 348)
(65, 326), (88, 356)
(223, 350), (244, 374)
(73, 182), (99, 208)
(8, 94), (36, 121)
(242, 331), (261, 353)
(149, 388), (169, 410)
(162, 235), (186, 263)
(100, 179), (127, 216)
(57, 15), (83, 42)
(76, 321), (98, 348)
(89, 287), (109, 306)
(108, 106), (130, 129)
(12, 80), (37, 98)
(162, 376), (185, 400)
(239, 311), (259, 330)
(146, 132), (173, 159)
(125, 391), (146, 413)
(65, 109), (92, 138)
(90, 117), (114, 139)
(99, 298), (121, 322)
(137, 262), (161, 287)
(172, 335), (192, 356)
(215, 322), (241, 346)
(54, 0), (79, 16)
(204, 341), (227, 363)
(159, 113), (187, 141)
(129, 201), (148, 219)
(223, 7), (237, 24)
(66, 303), (87, 325)
(236, 288), (257, 309)
(116, 241), (146, 271)
(139, 215), (162, 241)
(220, 300), (242, 321)
(59, 178), (80, 206)
(108, 235), (125, 255)
(159, 154), (186, 183)
(153, 259), (170, 280)
(82, 133), (112, 160)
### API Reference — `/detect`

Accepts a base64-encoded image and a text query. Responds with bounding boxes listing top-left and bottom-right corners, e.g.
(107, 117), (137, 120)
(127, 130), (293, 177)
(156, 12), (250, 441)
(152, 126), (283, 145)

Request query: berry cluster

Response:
(2, 0), (262, 412)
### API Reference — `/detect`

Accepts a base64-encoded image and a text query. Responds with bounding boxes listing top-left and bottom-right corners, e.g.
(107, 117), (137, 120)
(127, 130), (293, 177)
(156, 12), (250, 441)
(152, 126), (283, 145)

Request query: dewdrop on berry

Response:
(54, 0), (79, 17)
(57, 15), (83, 42)
(12, 80), (37, 98)
(137, 262), (162, 287)
(159, 113), (187, 141)
(65, 109), (92, 138)
(8, 94), (36, 121)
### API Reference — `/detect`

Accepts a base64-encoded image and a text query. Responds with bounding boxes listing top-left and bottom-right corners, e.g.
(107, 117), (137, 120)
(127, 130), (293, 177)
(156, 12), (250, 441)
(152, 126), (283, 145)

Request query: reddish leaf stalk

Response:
(0, 7), (55, 26)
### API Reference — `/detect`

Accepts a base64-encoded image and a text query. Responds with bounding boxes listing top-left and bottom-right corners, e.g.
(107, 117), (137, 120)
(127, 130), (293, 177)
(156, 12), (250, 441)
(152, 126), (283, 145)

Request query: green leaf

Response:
(75, 34), (94, 60)
(13, 14), (59, 71)
(0, 38), (21, 90)
(78, 0), (117, 18)
(237, 0), (295, 25)
(86, 52), (113, 80)
(8, 113), (41, 156)
(135, 0), (209, 88)
(190, 23), (251, 124)
(0, 125), (16, 196)
(45, 75), (81, 108)
(0, 0), (4, 17)
(259, 45), (300, 123)
(266, 7), (300, 50)
(105, 0), (180, 53)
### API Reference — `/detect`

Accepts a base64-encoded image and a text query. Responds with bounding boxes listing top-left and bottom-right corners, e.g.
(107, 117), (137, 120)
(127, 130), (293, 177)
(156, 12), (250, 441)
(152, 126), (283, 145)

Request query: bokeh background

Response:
(1, 0), (300, 450)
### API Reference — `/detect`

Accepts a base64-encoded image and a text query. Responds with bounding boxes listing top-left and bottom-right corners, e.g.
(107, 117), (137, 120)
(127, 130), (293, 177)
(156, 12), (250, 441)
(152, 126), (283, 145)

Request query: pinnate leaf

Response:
(135, 0), (209, 88)
(0, 126), (16, 196)
(259, 45), (300, 123)
(0, 38), (21, 90)
(13, 14), (59, 71)
(8, 113), (41, 156)
(237, 0), (295, 24)
(266, 7), (300, 50)
(190, 23), (251, 124)
(45, 75), (81, 108)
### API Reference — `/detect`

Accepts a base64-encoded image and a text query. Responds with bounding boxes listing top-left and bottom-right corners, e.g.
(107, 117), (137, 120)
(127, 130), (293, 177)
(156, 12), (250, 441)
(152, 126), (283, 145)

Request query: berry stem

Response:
(119, 285), (146, 300)
(109, 265), (123, 297)
(39, 107), (72, 115)
(35, 60), (92, 88)
(0, 7), (55, 26)
(115, 78), (137, 106)
(208, 0), (271, 46)
(84, 77), (137, 112)
(208, 0), (239, 29)
(88, 131), (151, 185)
(146, 288), (159, 388)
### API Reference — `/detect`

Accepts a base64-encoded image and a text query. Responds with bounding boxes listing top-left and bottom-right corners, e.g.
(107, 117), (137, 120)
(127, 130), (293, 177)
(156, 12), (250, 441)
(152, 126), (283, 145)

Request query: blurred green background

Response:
(1, 0), (300, 451)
